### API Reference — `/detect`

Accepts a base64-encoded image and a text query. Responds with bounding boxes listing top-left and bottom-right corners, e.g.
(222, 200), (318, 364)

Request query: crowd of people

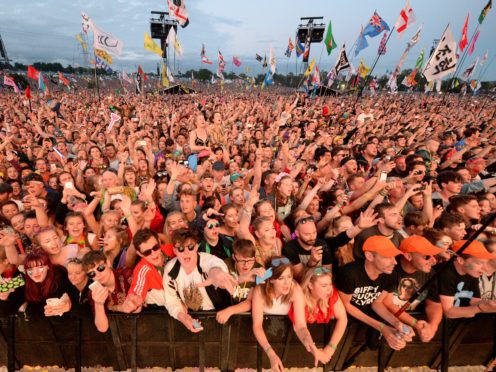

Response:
(0, 86), (495, 371)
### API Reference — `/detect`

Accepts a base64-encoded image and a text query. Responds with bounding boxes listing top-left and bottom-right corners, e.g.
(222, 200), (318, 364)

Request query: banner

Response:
(144, 32), (163, 57)
(91, 19), (124, 56)
(95, 48), (113, 65)
(167, 0), (189, 27)
(423, 25), (457, 82)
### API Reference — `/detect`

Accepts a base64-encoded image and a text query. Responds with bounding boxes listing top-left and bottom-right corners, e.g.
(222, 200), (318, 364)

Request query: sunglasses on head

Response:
(271, 257), (290, 267)
(87, 263), (106, 279)
(175, 243), (196, 253)
(206, 222), (220, 229)
(295, 216), (314, 227)
(313, 267), (331, 276)
(141, 244), (160, 257)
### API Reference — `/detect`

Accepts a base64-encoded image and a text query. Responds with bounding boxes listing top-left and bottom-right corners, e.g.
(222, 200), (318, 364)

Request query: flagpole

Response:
(356, 26), (396, 101)
(93, 50), (101, 101)
(478, 55), (495, 80)
(448, 24), (480, 90)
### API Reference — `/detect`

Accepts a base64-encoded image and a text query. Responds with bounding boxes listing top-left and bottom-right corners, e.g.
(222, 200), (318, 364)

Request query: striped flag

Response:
(295, 35), (304, 58)
(3, 76), (20, 94)
(285, 37), (294, 57)
(378, 32), (388, 55)
(468, 28), (480, 56)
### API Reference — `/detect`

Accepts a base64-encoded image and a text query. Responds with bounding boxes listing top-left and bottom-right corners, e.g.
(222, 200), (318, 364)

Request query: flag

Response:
(120, 71), (133, 84)
(369, 78), (377, 93)
(91, 20), (124, 56)
(269, 45), (276, 74)
(355, 27), (369, 56)
(218, 50), (226, 74)
(407, 26), (422, 48)
(137, 65), (148, 81)
(167, 0), (189, 27)
(58, 72), (70, 87)
(95, 49), (113, 65)
(402, 69), (418, 87)
(378, 32), (388, 55)
(167, 28), (183, 57)
(334, 44), (351, 74)
(262, 55), (267, 68)
(144, 32), (163, 57)
(75, 33), (88, 52)
(262, 70), (273, 89)
(25, 85), (31, 100)
(415, 49), (425, 70)
(478, 0), (492, 24)
(285, 38), (294, 57)
(255, 53), (263, 62)
(233, 56), (241, 67)
(395, 0), (416, 35)
(302, 34), (311, 62)
(304, 57), (316, 77)
(358, 59), (370, 78)
(326, 69), (336, 87)
(38, 72), (47, 93)
(166, 65), (175, 83)
(363, 11), (390, 38)
(468, 28), (480, 56)
(459, 14), (469, 52)
(201, 44), (212, 64)
(324, 20), (337, 55)
(461, 58), (479, 80)
(480, 50), (489, 65)
(423, 25), (458, 82)
(216, 68), (224, 80)
(311, 65), (320, 87)
(107, 113), (121, 133)
(27, 65), (40, 80)
(81, 12), (91, 34)
(295, 35), (304, 58)
(95, 56), (112, 74)
(3, 76), (19, 94)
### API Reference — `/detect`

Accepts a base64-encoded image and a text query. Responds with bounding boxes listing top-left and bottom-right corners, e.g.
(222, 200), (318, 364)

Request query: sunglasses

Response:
(313, 267), (331, 276)
(87, 263), (106, 279)
(271, 257), (290, 267)
(26, 266), (46, 276)
(295, 216), (314, 227)
(141, 244), (160, 257)
(175, 243), (196, 253)
(206, 222), (220, 229)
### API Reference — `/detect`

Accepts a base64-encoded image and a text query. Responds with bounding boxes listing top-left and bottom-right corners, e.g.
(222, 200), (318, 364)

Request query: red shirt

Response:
(129, 259), (163, 301)
(288, 286), (339, 324)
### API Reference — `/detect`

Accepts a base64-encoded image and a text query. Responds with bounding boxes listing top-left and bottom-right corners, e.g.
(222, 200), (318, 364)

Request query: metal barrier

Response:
(0, 311), (494, 372)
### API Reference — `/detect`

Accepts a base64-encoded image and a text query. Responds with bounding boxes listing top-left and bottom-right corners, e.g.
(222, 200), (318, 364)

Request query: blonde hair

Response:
(300, 267), (333, 322)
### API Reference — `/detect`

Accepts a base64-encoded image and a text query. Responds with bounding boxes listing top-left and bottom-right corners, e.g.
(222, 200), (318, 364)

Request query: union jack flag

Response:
(363, 12), (390, 38)
(378, 32), (388, 55)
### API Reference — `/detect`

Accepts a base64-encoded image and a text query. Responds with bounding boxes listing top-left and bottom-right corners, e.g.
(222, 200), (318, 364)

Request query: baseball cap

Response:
(363, 236), (402, 257)
(230, 173), (242, 182)
(452, 240), (496, 260)
(212, 161), (225, 171)
(399, 236), (444, 256)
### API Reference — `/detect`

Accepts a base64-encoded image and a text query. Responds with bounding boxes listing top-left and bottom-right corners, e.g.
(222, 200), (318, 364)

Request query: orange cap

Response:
(452, 240), (496, 260)
(399, 236), (444, 256)
(363, 236), (402, 257)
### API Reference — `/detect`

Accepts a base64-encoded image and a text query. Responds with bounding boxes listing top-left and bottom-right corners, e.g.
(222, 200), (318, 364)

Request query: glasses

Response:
(206, 222), (220, 229)
(141, 244), (160, 257)
(295, 216), (314, 227)
(421, 255), (434, 261)
(86, 263), (106, 279)
(234, 256), (256, 265)
(271, 257), (290, 267)
(175, 243), (196, 253)
(26, 266), (46, 276)
(313, 267), (331, 276)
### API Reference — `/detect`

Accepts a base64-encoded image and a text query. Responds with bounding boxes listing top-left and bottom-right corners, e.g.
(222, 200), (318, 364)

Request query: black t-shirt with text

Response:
(335, 260), (396, 318)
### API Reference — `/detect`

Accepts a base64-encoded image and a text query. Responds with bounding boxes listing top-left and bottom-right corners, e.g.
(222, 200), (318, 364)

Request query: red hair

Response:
(24, 249), (63, 303)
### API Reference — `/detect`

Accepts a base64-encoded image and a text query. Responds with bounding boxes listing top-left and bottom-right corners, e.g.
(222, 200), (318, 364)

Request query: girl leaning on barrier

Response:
(251, 256), (327, 372)
(290, 266), (348, 364)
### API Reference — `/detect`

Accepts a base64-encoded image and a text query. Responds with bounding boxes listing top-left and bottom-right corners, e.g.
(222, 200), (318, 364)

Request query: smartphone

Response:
(383, 155), (392, 162)
(107, 186), (125, 195)
(432, 199), (444, 208)
(136, 140), (147, 147)
(50, 163), (57, 172)
(192, 319), (203, 330)
(379, 172), (388, 182)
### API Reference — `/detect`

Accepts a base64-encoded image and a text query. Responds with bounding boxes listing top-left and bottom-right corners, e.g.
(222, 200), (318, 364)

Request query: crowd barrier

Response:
(0, 311), (494, 372)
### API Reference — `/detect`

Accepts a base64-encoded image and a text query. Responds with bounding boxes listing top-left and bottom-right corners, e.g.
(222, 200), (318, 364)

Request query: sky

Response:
(0, 0), (495, 80)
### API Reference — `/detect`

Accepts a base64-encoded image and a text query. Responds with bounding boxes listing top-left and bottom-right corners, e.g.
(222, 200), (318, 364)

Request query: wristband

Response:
(263, 345), (273, 354)
(410, 319), (418, 328)
(378, 322), (385, 333)
(328, 343), (337, 350)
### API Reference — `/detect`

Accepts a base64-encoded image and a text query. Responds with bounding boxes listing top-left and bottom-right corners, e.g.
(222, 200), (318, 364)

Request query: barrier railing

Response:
(0, 311), (494, 372)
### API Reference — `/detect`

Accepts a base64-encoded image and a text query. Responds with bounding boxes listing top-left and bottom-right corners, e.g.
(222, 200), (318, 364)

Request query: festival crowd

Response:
(0, 87), (495, 371)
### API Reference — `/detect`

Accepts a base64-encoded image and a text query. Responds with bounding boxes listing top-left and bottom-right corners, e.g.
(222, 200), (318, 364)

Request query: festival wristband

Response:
(410, 319), (418, 328)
